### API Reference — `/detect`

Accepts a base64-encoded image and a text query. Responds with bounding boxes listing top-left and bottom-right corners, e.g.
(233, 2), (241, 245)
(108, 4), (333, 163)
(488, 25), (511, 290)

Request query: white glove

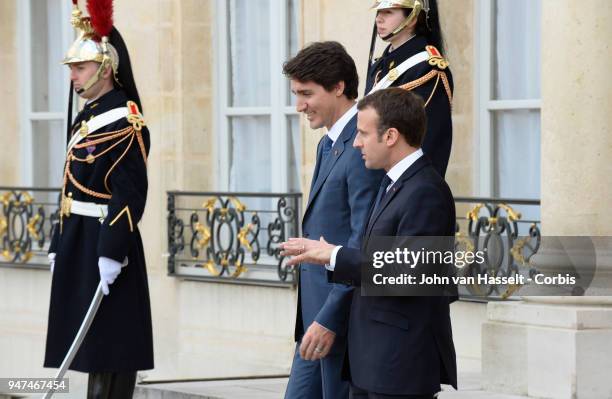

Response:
(48, 253), (56, 274)
(98, 257), (123, 295)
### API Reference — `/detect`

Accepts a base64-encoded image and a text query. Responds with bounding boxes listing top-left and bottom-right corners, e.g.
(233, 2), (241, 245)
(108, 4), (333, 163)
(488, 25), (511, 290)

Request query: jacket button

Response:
(304, 233), (310, 238)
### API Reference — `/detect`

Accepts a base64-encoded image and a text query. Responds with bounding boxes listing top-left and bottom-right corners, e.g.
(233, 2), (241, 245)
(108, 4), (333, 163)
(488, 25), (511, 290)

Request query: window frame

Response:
(213, 0), (300, 192)
(475, 0), (542, 198)
(18, 0), (73, 187)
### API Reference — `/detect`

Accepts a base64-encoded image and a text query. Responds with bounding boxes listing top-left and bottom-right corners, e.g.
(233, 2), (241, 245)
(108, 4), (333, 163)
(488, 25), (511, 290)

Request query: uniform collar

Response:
(381, 35), (428, 66)
(83, 89), (128, 114)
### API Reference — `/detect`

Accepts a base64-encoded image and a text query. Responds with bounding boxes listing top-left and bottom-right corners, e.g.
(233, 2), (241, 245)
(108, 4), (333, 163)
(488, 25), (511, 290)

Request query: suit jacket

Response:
(332, 155), (457, 394)
(295, 114), (383, 354)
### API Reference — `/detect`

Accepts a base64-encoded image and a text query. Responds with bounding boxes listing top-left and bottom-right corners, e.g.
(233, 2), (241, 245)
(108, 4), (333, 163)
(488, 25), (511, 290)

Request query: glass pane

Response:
(31, 0), (65, 112)
(286, 0), (300, 106)
(494, 110), (540, 199)
(229, 0), (271, 107)
(494, 110), (541, 231)
(493, 0), (541, 100)
(229, 116), (271, 192)
(287, 115), (300, 192)
(32, 120), (65, 188)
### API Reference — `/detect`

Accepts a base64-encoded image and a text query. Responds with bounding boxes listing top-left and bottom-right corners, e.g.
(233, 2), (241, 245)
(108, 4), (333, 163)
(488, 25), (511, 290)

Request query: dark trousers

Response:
(87, 372), (137, 399)
(349, 384), (438, 399)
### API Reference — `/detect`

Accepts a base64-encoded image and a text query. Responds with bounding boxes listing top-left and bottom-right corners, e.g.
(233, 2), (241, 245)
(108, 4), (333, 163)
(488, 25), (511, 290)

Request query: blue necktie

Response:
(321, 135), (333, 160)
(311, 136), (334, 187)
(370, 175), (393, 220)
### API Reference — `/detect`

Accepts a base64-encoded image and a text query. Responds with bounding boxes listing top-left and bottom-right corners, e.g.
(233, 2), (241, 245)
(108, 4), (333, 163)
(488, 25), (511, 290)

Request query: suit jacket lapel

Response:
(309, 137), (325, 197)
(365, 155), (431, 237)
(304, 115), (356, 217)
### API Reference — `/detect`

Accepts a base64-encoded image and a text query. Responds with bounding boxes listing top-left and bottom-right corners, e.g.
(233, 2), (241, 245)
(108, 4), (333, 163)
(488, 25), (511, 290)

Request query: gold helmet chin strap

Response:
(381, 0), (423, 41)
(77, 58), (110, 94)
(76, 38), (120, 95)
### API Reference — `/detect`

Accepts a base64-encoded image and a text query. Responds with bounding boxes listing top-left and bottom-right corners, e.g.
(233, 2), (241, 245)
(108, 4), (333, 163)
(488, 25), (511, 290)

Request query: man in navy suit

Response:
(282, 42), (383, 399)
(282, 88), (457, 398)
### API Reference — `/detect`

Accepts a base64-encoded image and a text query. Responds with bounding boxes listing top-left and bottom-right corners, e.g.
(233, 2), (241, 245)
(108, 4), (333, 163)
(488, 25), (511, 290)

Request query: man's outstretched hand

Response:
(280, 237), (336, 266)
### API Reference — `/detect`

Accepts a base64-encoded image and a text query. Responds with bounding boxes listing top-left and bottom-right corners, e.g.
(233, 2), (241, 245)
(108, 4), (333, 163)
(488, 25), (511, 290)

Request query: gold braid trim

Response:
(72, 130), (134, 163)
(63, 124), (146, 205)
(399, 69), (453, 108)
(423, 73), (441, 108)
(67, 169), (112, 199)
(440, 71), (453, 106)
(399, 69), (438, 91)
(136, 131), (148, 164)
(104, 133), (136, 194)
(109, 206), (134, 232)
(85, 126), (132, 139)
(73, 127), (133, 149)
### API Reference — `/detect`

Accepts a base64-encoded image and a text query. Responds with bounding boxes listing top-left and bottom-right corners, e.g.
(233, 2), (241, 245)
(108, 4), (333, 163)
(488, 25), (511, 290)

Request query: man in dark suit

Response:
(282, 88), (457, 398)
(282, 42), (383, 398)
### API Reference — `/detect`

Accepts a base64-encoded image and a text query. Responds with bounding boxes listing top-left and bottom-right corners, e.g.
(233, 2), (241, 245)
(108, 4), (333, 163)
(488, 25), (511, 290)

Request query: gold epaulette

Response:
(126, 101), (148, 164)
(399, 46), (453, 108)
(426, 45), (449, 70)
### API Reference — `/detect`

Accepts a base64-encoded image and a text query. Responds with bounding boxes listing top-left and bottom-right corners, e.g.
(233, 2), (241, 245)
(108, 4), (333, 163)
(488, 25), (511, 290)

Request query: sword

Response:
(42, 282), (105, 399)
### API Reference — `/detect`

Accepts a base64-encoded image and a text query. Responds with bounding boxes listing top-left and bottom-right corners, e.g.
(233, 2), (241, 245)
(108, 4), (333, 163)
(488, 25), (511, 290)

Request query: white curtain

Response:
(30, 0), (66, 189)
(229, 0), (271, 106)
(229, 116), (272, 192)
(229, 0), (271, 192)
(494, 0), (541, 226)
(286, 0), (299, 107)
(287, 116), (300, 192)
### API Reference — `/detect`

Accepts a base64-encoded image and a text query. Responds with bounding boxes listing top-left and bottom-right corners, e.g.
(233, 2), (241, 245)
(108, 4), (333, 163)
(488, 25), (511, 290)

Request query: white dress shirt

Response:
(326, 103), (357, 145)
(326, 149), (424, 271)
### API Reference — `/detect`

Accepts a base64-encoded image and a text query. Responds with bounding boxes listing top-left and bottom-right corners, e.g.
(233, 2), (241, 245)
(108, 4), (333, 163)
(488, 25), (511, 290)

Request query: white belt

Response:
(70, 200), (109, 219)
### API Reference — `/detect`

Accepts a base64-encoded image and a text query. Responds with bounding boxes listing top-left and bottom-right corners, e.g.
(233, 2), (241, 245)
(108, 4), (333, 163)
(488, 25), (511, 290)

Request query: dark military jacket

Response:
(366, 35), (454, 177)
(44, 89), (153, 372)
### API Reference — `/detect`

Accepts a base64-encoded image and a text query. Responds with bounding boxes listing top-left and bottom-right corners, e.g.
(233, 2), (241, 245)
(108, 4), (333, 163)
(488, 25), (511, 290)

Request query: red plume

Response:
(87, 0), (114, 39)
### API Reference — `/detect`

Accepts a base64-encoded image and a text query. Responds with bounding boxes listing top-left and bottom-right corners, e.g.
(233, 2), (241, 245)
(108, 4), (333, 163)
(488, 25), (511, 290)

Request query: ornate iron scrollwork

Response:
(1, 191), (49, 263)
(167, 192), (301, 285)
(456, 201), (541, 299)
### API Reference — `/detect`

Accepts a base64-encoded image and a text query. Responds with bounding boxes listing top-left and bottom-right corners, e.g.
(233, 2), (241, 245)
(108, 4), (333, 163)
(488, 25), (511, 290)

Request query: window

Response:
(18, 0), (74, 189)
(477, 0), (541, 201)
(214, 0), (301, 193)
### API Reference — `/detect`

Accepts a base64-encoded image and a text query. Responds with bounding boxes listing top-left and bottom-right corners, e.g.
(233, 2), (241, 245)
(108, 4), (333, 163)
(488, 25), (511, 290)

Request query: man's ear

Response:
(334, 81), (346, 97)
(385, 128), (401, 147)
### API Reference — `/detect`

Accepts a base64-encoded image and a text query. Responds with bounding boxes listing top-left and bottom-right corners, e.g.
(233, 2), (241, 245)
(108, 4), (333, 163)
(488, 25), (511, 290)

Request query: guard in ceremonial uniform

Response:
(366, 0), (453, 177)
(43, 1), (153, 397)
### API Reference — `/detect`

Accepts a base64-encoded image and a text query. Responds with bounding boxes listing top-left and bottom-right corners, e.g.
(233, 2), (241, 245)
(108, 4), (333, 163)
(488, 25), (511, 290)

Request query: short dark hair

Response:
(357, 88), (427, 147)
(283, 41), (359, 100)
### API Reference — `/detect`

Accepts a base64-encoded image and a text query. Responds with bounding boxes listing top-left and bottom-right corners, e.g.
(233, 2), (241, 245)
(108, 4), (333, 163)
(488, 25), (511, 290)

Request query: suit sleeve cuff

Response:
(325, 245), (343, 272)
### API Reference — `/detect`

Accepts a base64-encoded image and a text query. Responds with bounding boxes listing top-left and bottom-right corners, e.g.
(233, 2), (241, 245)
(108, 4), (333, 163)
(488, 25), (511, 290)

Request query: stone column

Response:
(481, 1), (612, 398)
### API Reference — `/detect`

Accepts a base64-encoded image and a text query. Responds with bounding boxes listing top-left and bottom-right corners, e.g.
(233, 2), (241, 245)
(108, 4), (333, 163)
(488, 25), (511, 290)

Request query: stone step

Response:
(134, 375), (530, 399)
(134, 377), (288, 399)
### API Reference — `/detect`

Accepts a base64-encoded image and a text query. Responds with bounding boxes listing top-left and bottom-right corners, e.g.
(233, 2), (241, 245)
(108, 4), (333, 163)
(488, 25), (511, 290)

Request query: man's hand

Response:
(280, 237), (336, 266)
(299, 321), (336, 361)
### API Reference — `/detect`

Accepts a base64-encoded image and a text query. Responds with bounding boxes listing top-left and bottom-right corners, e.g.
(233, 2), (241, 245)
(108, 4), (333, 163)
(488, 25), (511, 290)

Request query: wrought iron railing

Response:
(167, 191), (301, 287)
(1, 186), (541, 299)
(454, 197), (541, 301)
(0, 187), (60, 269)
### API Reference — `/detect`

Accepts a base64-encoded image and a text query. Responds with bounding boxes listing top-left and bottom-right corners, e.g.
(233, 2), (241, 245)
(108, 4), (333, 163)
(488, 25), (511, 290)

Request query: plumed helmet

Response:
(62, 0), (120, 91)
